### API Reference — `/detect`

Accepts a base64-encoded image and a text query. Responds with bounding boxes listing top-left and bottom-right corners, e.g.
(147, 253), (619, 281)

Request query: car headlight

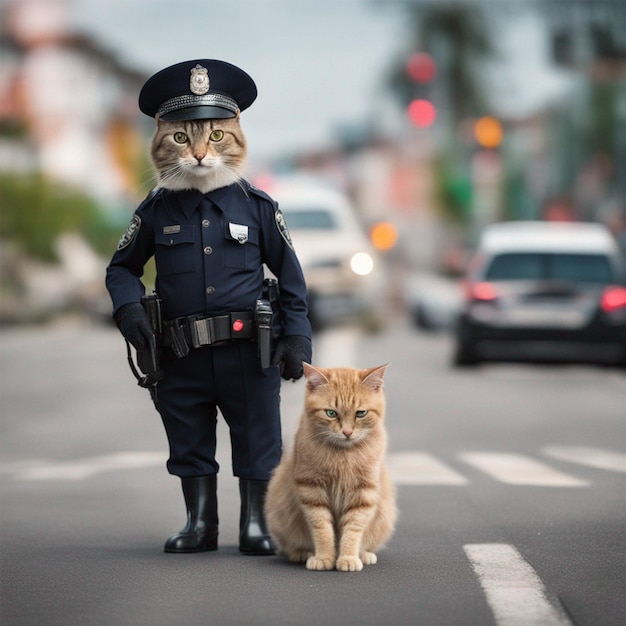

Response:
(350, 252), (374, 276)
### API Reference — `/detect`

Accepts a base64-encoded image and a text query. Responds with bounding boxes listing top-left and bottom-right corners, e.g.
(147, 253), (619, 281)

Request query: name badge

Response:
(163, 225), (181, 234)
(229, 222), (249, 244)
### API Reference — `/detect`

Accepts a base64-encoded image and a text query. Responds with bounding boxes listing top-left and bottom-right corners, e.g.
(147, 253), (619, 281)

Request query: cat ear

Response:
(303, 363), (329, 390)
(361, 364), (388, 392)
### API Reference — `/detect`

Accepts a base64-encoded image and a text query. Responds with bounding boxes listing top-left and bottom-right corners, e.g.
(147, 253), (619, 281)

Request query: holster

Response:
(262, 277), (279, 306)
(135, 293), (163, 385)
(254, 299), (273, 369)
(123, 293), (163, 411)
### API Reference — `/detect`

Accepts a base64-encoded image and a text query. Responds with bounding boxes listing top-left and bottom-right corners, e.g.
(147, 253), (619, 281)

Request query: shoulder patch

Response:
(275, 209), (294, 250)
(117, 214), (141, 250)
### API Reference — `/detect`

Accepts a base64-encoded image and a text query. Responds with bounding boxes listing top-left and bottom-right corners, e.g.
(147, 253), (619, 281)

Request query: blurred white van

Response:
(265, 178), (384, 330)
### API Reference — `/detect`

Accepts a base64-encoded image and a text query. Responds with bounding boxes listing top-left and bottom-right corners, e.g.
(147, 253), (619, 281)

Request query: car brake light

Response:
(601, 286), (626, 313)
(469, 281), (498, 301)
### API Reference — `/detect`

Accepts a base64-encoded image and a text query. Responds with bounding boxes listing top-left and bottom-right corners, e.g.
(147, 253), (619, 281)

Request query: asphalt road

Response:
(1, 316), (624, 626)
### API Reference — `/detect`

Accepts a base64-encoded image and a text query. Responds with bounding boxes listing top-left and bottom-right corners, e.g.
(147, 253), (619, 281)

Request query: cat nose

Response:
(342, 429), (353, 439)
(195, 153), (205, 162)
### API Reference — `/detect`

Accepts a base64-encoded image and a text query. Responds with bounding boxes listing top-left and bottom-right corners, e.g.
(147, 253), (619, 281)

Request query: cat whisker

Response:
(219, 164), (249, 197)
(205, 163), (248, 197)
(158, 164), (190, 190)
(233, 177), (250, 198)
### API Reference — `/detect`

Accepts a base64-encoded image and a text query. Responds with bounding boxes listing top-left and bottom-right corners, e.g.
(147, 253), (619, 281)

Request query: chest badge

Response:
(229, 222), (249, 244)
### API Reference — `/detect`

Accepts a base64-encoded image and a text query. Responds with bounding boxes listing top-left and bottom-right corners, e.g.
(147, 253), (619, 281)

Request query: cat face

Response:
(303, 364), (387, 448)
(150, 116), (247, 194)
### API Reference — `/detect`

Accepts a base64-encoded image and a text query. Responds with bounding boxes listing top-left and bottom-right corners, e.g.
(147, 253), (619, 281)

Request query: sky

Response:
(68, 0), (405, 160)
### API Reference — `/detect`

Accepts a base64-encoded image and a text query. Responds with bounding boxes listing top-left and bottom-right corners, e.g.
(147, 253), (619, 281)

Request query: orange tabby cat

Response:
(150, 116), (247, 194)
(265, 363), (397, 572)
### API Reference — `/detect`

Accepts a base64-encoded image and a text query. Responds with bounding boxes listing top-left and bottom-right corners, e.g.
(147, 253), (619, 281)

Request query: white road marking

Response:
(3, 452), (165, 481)
(4, 447), (620, 485)
(460, 453), (588, 487)
(387, 452), (468, 485)
(543, 446), (626, 473)
(464, 543), (572, 626)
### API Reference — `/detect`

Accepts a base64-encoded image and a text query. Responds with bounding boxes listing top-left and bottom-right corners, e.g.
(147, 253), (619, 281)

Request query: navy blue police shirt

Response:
(106, 181), (311, 340)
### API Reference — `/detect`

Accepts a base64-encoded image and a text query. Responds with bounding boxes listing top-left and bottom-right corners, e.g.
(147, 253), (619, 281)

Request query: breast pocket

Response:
(155, 226), (196, 275)
(223, 223), (260, 270)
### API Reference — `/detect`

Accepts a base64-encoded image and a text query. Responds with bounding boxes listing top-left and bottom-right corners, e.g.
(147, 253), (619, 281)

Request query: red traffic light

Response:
(406, 53), (436, 83)
(408, 99), (436, 128)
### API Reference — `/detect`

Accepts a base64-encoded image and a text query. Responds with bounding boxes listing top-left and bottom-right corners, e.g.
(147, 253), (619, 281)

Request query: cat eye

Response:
(173, 132), (188, 144)
(325, 409), (338, 418)
(355, 410), (368, 418)
(209, 130), (224, 142)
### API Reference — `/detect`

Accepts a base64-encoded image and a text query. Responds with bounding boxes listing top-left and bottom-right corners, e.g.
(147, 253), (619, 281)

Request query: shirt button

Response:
(206, 286), (215, 295)
(204, 246), (213, 255)
(202, 219), (210, 228)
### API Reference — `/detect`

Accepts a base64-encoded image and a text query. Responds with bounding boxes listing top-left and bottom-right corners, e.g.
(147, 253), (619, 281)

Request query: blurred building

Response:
(0, 0), (148, 208)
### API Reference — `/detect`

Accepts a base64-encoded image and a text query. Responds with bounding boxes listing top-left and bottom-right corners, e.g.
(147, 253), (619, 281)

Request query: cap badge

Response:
(189, 64), (210, 95)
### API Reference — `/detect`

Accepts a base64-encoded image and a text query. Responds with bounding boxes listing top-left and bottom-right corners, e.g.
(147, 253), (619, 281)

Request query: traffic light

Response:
(405, 52), (437, 129)
(406, 53), (436, 84)
(408, 99), (436, 128)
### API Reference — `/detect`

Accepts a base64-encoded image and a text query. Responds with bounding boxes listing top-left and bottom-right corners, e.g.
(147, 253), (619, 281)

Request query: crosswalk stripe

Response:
(9, 452), (165, 481)
(387, 452), (468, 485)
(464, 543), (572, 626)
(460, 453), (588, 487)
(543, 446), (626, 473)
(4, 447), (619, 485)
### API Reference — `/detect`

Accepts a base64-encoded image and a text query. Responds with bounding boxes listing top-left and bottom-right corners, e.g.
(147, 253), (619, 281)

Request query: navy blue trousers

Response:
(157, 341), (282, 480)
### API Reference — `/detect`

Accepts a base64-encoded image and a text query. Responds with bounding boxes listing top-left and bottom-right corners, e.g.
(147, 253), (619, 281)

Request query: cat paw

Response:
(336, 556), (363, 572)
(360, 551), (377, 565)
(289, 550), (313, 563)
(306, 555), (335, 571)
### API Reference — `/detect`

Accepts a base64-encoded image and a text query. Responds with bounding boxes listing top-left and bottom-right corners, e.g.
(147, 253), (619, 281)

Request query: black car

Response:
(453, 221), (626, 367)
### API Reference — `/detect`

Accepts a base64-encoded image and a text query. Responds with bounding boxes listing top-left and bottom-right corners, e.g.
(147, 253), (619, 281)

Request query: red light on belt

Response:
(232, 319), (245, 332)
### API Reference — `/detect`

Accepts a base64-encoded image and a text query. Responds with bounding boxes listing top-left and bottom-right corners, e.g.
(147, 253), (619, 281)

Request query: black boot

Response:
(164, 475), (218, 553)
(239, 479), (274, 555)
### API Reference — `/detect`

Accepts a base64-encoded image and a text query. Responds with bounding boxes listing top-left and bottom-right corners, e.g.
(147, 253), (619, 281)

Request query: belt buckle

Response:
(189, 316), (214, 347)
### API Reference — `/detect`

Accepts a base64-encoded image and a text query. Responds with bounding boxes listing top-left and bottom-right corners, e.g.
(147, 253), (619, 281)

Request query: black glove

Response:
(114, 302), (154, 351)
(271, 335), (312, 381)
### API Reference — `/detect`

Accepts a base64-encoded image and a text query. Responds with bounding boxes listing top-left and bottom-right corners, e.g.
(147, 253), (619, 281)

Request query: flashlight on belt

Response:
(254, 299), (273, 369)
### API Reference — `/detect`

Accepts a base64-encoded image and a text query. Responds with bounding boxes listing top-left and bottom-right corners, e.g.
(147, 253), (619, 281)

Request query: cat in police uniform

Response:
(106, 59), (312, 555)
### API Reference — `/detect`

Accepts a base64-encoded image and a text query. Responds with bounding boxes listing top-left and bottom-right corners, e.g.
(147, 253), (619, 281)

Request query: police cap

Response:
(139, 59), (257, 121)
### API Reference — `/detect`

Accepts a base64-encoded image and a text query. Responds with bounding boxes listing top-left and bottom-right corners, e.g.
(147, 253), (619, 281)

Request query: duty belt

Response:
(163, 311), (255, 352)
